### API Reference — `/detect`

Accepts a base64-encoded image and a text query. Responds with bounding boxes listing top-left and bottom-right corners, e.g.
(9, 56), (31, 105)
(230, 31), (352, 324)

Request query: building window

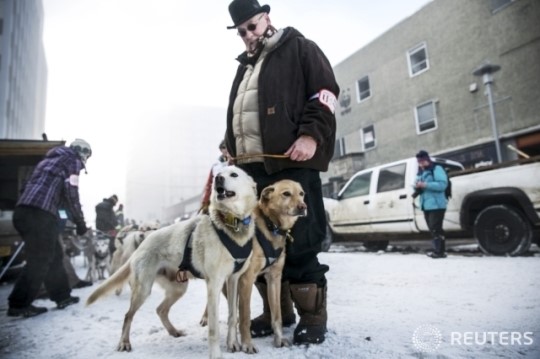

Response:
(0, 19), (3, 36)
(415, 101), (437, 134)
(333, 137), (346, 159)
(491, 0), (515, 13)
(362, 125), (376, 150)
(356, 76), (371, 102)
(407, 42), (429, 77)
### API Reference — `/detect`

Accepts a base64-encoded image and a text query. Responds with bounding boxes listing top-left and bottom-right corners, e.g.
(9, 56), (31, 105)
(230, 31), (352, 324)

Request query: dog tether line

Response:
(229, 153), (289, 162)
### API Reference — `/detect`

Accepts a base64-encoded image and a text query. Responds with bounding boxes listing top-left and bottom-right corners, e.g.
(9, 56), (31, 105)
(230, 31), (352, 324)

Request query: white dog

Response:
(110, 220), (160, 295)
(109, 229), (154, 296)
(86, 166), (258, 359)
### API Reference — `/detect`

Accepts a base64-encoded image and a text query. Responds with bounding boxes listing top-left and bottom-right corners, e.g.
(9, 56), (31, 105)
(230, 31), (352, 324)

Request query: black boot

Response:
(7, 305), (48, 318)
(250, 281), (296, 337)
(429, 236), (446, 258)
(56, 296), (79, 309)
(290, 283), (327, 345)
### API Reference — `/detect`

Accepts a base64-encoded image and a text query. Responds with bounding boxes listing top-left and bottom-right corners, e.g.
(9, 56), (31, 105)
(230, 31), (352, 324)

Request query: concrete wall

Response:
(330, 0), (540, 184)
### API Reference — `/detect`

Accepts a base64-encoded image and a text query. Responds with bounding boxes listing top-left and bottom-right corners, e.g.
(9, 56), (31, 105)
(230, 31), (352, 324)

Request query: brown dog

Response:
(237, 179), (306, 353)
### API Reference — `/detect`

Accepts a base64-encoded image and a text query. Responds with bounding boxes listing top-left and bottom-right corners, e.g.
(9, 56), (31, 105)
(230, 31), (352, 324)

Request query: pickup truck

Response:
(323, 156), (540, 256)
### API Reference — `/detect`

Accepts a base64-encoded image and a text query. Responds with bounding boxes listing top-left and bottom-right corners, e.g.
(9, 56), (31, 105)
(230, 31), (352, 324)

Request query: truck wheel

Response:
(474, 205), (532, 256)
(363, 240), (389, 252)
(321, 224), (334, 252)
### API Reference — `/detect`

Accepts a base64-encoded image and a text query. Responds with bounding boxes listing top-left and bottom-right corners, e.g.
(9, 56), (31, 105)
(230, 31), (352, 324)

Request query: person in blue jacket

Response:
(414, 150), (448, 258)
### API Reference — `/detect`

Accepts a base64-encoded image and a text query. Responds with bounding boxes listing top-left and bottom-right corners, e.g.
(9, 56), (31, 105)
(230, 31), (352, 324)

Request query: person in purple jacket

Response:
(7, 139), (92, 318)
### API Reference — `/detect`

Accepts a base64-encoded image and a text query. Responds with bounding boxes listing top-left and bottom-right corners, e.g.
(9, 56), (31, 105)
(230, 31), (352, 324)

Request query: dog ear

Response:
(260, 186), (275, 203)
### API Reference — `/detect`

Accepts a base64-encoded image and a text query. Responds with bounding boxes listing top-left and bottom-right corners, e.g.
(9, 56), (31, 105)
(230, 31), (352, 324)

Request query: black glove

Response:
(76, 222), (88, 236)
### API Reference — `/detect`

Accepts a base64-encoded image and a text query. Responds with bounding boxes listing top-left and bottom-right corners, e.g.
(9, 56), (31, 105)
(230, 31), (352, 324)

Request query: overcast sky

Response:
(41, 0), (432, 221)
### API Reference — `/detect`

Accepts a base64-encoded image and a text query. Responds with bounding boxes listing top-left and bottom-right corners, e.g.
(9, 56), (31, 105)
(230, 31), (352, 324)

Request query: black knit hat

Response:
(227, 0), (270, 29)
(415, 150), (431, 161)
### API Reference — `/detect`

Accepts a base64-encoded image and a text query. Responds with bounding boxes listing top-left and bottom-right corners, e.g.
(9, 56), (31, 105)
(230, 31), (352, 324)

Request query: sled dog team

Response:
(87, 166), (308, 358)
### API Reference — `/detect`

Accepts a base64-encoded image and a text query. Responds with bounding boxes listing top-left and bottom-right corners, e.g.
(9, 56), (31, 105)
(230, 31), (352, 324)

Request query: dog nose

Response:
(297, 202), (307, 216)
(215, 175), (224, 186)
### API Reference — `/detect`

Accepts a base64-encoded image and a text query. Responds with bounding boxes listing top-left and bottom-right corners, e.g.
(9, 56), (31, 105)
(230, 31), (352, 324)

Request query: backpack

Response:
(429, 165), (452, 199)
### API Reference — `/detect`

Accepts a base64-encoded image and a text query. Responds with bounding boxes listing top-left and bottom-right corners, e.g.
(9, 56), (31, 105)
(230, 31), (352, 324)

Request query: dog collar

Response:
(219, 212), (252, 233)
(262, 214), (293, 242)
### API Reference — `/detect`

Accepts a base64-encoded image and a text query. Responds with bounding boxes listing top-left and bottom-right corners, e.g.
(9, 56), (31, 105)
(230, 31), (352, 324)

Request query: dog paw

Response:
(227, 341), (242, 353)
(274, 336), (290, 348)
(199, 317), (208, 327)
(117, 342), (132, 352)
(242, 343), (259, 354)
(169, 329), (186, 338)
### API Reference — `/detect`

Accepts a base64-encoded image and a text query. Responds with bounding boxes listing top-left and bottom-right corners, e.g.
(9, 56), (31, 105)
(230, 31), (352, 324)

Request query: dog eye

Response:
(300, 191), (305, 197)
(283, 191), (291, 197)
(230, 172), (238, 178)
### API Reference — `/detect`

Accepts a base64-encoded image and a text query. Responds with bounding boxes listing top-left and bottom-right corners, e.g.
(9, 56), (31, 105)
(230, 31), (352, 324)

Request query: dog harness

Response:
(177, 232), (203, 281)
(255, 228), (283, 270)
(212, 223), (253, 273)
(176, 223), (253, 282)
(256, 214), (294, 270)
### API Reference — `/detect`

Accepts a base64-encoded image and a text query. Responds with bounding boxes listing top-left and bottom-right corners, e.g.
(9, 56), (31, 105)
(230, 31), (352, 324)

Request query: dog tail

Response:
(86, 260), (131, 306)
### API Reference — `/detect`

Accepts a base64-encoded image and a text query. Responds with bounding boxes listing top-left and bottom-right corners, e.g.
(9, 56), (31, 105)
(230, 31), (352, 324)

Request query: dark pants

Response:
(238, 163), (329, 287)
(424, 209), (446, 254)
(8, 206), (71, 308)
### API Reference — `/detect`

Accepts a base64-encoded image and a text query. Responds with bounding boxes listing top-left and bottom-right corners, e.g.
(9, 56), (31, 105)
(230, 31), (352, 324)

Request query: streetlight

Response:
(473, 63), (502, 163)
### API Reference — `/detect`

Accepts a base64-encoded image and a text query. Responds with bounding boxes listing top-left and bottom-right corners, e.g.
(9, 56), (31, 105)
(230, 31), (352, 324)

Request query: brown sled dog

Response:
(239, 179), (306, 352)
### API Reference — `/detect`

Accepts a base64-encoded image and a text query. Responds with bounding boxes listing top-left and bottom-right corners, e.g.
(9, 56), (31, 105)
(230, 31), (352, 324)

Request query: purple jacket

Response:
(17, 146), (86, 225)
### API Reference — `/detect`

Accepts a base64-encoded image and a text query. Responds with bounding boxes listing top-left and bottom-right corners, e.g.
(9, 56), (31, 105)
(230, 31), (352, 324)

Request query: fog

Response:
(41, 0), (433, 226)
(123, 106), (226, 223)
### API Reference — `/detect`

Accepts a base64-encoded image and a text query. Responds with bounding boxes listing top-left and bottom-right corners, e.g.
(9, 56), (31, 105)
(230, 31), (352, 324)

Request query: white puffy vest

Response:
(232, 30), (283, 164)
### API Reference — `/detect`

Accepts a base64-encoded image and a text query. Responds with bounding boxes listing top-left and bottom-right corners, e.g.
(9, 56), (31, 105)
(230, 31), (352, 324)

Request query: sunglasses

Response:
(237, 13), (265, 37)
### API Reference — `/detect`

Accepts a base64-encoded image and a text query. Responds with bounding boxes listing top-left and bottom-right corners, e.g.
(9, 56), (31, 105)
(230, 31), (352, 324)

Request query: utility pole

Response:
(473, 63), (502, 163)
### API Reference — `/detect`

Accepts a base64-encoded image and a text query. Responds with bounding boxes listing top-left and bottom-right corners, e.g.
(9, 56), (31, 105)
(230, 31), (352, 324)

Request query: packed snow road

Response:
(1, 246), (539, 358)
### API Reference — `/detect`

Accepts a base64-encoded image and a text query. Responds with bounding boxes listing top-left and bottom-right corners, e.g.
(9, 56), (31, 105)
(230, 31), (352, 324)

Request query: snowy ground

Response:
(1, 244), (539, 359)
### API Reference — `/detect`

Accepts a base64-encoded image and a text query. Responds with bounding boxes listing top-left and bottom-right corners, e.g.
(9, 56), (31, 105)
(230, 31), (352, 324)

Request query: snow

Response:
(1, 247), (540, 358)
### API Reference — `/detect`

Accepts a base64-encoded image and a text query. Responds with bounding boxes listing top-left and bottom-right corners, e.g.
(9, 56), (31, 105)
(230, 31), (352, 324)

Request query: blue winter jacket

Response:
(416, 164), (448, 211)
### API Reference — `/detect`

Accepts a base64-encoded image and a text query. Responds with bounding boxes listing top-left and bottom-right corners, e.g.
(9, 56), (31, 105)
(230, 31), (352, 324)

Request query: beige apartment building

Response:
(324, 0), (540, 194)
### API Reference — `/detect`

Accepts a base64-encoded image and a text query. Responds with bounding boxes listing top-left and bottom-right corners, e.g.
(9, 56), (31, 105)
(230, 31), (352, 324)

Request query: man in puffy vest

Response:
(224, 0), (339, 344)
(7, 139), (91, 318)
